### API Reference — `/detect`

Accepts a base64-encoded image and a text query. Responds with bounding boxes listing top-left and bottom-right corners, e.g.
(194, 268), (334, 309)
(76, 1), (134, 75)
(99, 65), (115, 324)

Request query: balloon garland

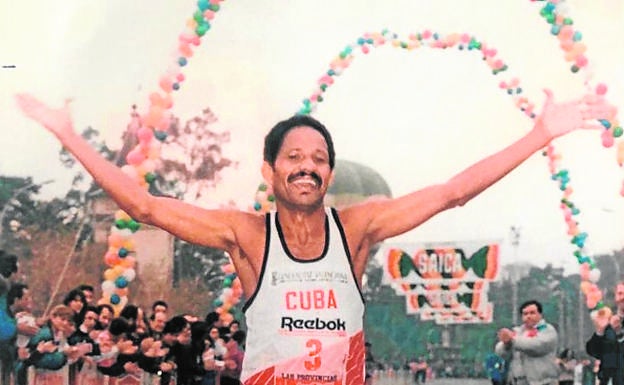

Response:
(98, 0), (239, 315)
(250, 1), (622, 312)
(212, 260), (244, 326)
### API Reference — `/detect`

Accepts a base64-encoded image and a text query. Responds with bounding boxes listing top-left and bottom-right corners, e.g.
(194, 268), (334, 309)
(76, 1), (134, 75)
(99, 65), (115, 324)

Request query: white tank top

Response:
(241, 207), (366, 385)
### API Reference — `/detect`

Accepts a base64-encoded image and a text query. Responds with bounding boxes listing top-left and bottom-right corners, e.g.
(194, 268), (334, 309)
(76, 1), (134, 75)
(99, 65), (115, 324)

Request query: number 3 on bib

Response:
(304, 339), (322, 370)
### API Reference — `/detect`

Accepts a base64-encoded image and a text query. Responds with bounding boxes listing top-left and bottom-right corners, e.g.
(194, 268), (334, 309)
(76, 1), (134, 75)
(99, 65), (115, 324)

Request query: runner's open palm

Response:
(538, 89), (617, 139)
(15, 93), (74, 137)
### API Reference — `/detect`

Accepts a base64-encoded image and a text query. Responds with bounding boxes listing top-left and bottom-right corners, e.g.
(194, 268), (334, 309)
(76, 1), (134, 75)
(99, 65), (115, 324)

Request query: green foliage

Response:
(362, 255), (623, 372)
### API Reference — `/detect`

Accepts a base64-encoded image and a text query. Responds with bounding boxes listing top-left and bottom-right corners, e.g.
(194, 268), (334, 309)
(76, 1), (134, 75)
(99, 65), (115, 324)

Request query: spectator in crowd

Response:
(27, 305), (88, 383)
(8, 282), (38, 385)
(586, 282), (624, 385)
(414, 355), (428, 384)
(221, 330), (246, 385)
(0, 250), (18, 384)
(484, 352), (507, 385)
(68, 305), (100, 355)
(202, 337), (220, 385)
(204, 311), (220, 329)
(228, 320), (240, 335)
(364, 341), (376, 385)
(209, 326), (228, 360)
(557, 348), (577, 385)
(120, 304), (149, 344)
(138, 337), (172, 384)
(96, 317), (142, 380)
(192, 321), (219, 385)
(152, 300), (169, 317)
(171, 317), (204, 385)
(149, 310), (168, 340)
(63, 288), (87, 326)
(96, 303), (114, 331)
(77, 284), (96, 306)
(495, 299), (559, 385)
(68, 305), (101, 384)
(160, 315), (188, 385)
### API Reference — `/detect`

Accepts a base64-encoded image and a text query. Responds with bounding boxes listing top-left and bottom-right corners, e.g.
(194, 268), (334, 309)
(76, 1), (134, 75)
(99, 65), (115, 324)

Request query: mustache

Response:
(287, 170), (322, 186)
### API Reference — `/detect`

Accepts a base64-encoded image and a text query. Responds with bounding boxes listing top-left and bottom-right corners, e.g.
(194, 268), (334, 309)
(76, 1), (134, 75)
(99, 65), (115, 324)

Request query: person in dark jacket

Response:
(586, 283), (624, 385)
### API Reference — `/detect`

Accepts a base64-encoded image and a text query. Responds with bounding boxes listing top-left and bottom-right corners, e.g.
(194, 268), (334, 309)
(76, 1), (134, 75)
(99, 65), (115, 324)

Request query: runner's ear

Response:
(327, 170), (335, 188)
(261, 161), (274, 186)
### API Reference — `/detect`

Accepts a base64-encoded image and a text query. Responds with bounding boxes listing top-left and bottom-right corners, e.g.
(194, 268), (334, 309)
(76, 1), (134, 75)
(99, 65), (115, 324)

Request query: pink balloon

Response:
(159, 76), (173, 93)
(126, 148), (146, 166)
(137, 127), (153, 143)
(595, 83), (608, 95)
(179, 42), (193, 58)
(602, 130), (615, 148)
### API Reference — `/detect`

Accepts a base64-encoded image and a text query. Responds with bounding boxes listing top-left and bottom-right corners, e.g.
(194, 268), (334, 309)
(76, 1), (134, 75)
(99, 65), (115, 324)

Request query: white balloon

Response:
(101, 280), (116, 295)
(589, 268), (601, 283)
(122, 268), (136, 282)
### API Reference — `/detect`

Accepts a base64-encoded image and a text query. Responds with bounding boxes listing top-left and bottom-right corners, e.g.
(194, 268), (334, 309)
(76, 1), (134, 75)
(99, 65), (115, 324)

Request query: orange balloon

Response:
(120, 256), (136, 269)
(107, 233), (124, 248)
(104, 251), (121, 267)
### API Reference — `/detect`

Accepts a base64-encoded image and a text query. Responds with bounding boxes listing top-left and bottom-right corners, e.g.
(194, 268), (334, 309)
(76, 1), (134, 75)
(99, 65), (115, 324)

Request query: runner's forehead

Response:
(280, 127), (329, 151)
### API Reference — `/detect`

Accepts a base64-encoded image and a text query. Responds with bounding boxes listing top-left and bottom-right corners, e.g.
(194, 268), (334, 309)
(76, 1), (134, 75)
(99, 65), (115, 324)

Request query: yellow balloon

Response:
(103, 268), (118, 282)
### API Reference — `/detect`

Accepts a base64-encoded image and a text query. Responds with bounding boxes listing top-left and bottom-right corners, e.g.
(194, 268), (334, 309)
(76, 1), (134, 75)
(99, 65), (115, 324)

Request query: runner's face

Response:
(265, 126), (333, 210)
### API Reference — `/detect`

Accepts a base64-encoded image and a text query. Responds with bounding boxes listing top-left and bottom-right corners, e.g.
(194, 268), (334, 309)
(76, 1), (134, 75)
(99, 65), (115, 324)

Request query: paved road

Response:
(372, 372), (489, 385)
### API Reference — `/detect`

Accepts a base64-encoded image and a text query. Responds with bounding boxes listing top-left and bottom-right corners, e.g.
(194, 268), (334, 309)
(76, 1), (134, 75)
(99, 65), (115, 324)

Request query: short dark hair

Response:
(163, 315), (188, 335)
(231, 330), (246, 344)
(263, 115), (335, 169)
(7, 283), (28, 307)
(63, 288), (86, 307)
(152, 300), (168, 311)
(109, 317), (130, 336)
(205, 311), (219, 326)
(0, 250), (18, 278)
(97, 303), (114, 315)
(78, 284), (94, 293)
(120, 304), (139, 321)
(519, 299), (543, 314)
(84, 305), (99, 315)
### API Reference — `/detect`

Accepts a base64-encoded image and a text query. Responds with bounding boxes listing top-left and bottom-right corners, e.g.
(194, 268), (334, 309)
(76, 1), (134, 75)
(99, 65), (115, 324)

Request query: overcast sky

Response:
(1, 0), (623, 275)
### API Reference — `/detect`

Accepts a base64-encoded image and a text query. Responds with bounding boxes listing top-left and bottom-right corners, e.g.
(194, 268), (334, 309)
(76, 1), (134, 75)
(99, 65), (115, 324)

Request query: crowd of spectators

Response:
(0, 249), (245, 385)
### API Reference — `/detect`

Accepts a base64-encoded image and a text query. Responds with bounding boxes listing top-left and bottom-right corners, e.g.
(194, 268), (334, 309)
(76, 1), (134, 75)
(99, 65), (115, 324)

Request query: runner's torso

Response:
(241, 207), (366, 385)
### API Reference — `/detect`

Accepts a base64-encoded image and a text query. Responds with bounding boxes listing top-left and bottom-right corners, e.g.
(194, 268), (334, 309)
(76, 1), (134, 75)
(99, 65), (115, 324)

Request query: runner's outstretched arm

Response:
(348, 90), (617, 244)
(15, 94), (243, 250)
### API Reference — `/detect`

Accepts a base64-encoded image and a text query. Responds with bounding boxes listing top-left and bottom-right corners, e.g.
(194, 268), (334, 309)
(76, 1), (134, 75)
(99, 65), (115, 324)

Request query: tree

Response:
(152, 107), (237, 299)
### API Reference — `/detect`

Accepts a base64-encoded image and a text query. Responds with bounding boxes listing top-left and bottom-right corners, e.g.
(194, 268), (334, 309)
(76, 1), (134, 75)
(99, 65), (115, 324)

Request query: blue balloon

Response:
(115, 276), (128, 288)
